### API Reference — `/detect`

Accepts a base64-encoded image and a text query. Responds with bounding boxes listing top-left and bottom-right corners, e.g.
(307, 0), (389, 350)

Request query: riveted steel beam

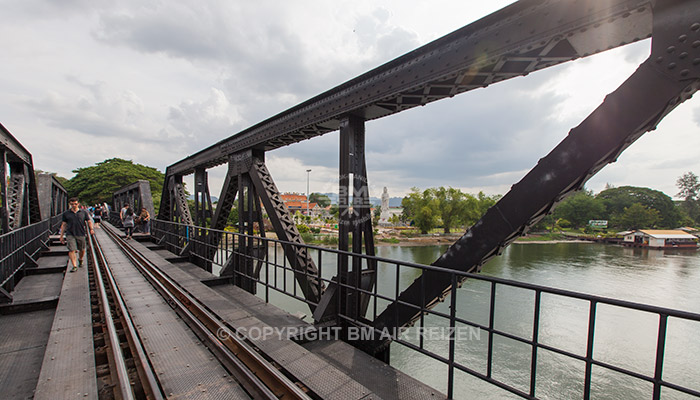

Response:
(36, 173), (68, 220)
(166, 0), (653, 176)
(247, 155), (323, 309)
(314, 115), (377, 323)
(0, 124), (41, 232)
(113, 180), (155, 220)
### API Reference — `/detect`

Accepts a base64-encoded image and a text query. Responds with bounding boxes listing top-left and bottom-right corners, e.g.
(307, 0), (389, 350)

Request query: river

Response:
(381, 243), (700, 399)
(243, 242), (700, 399)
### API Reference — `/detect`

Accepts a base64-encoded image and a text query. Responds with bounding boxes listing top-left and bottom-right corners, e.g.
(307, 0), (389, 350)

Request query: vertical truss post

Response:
(315, 114), (377, 323)
(219, 152), (268, 287)
(247, 153), (323, 311)
(232, 171), (256, 293)
(7, 161), (27, 230)
(194, 168), (213, 227)
(164, 175), (194, 257)
(192, 168), (213, 270)
(0, 150), (8, 233)
(208, 158), (239, 273)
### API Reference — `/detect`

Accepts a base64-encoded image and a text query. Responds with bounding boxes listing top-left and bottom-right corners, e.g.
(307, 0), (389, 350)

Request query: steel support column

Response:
(0, 150), (8, 233)
(193, 168), (213, 227)
(315, 115), (377, 323)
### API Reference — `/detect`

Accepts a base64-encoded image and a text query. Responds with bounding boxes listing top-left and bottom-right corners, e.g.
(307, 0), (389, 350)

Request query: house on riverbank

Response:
(622, 230), (699, 249)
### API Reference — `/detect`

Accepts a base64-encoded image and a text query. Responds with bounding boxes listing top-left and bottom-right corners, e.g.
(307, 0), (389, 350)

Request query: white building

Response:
(622, 230), (699, 249)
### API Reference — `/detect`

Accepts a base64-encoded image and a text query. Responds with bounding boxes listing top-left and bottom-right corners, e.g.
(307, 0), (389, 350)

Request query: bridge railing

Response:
(151, 220), (700, 399)
(1, 215), (62, 294)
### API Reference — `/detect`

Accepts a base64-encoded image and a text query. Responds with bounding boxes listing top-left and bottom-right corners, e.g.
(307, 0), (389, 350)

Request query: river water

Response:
(247, 242), (700, 399)
(380, 243), (700, 399)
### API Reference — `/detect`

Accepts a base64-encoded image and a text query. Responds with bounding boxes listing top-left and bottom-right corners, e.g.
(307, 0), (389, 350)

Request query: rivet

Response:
(680, 52), (689, 59)
(678, 34), (688, 43)
(667, 46), (676, 53)
(694, 58), (700, 65)
(692, 23), (700, 31)
(656, 56), (664, 63)
(680, 69), (689, 77)
(693, 41), (700, 48)
(668, 63), (677, 69)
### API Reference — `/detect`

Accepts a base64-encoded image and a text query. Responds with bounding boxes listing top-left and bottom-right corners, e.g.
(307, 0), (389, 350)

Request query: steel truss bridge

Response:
(2, 1), (700, 398)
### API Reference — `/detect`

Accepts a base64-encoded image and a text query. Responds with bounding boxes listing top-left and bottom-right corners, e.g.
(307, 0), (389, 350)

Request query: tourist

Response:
(123, 207), (135, 239)
(120, 204), (130, 224)
(59, 197), (94, 272)
(93, 203), (102, 227)
(138, 207), (151, 234)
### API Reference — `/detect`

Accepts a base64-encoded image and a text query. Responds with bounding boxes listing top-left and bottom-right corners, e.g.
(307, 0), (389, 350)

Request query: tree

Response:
(553, 191), (605, 228)
(401, 188), (438, 234)
(431, 187), (467, 234)
(309, 193), (331, 207)
(619, 203), (660, 230)
(64, 158), (164, 208)
(676, 171), (700, 224)
(596, 186), (680, 228)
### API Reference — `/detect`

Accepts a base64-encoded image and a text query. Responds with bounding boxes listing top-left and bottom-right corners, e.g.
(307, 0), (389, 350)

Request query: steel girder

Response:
(0, 123), (41, 233)
(246, 155), (323, 309)
(368, 0), (700, 352)
(113, 180), (156, 220)
(36, 173), (68, 221)
(166, 0), (653, 176)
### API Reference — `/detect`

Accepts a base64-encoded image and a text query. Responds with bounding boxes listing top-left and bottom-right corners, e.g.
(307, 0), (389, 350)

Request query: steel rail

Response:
(87, 231), (138, 400)
(89, 230), (165, 400)
(100, 223), (314, 400)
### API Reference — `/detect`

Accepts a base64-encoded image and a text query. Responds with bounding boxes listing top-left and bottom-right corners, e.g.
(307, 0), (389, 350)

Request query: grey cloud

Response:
(22, 78), (163, 143)
(3, 0), (106, 20)
(266, 61), (577, 196)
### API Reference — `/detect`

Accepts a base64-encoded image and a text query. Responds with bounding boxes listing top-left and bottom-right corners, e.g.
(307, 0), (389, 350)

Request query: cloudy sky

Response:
(2, 0), (699, 201)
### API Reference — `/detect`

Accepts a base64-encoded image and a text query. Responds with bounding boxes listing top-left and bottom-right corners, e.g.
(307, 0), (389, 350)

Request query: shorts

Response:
(94, 216), (102, 223)
(66, 235), (86, 252)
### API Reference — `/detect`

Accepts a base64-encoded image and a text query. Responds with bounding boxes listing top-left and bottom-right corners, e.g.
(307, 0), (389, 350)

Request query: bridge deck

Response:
(125, 226), (442, 399)
(95, 228), (252, 399)
(0, 243), (68, 399)
(0, 309), (55, 399)
(33, 247), (97, 400)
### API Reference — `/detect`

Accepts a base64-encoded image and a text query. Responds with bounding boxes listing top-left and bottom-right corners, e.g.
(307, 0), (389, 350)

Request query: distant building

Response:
(622, 230), (699, 249)
(280, 193), (320, 216)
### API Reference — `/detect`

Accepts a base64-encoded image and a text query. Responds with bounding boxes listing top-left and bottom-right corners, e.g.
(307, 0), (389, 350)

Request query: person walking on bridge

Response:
(59, 197), (95, 272)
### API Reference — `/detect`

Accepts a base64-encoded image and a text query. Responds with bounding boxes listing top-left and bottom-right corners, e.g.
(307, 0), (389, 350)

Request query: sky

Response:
(2, 0), (700, 202)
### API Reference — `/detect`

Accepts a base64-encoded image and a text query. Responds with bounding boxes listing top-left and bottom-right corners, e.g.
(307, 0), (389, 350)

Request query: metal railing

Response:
(152, 220), (700, 399)
(0, 215), (62, 291)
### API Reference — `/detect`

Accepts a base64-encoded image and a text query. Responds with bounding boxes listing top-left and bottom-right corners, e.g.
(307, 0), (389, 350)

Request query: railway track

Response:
(87, 225), (315, 400)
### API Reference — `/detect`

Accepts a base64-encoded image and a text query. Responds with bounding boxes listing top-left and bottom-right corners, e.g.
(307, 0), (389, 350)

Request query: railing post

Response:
(652, 314), (668, 399)
(447, 274), (458, 399)
(583, 301), (598, 400)
(530, 290), (541, 398)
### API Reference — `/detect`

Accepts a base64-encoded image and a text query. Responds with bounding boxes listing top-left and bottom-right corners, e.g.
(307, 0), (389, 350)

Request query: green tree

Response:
(432, 187), (467, 234)
(309, 193), (331, 207)
(64, 158), (164, 208)
(553, 191), (605, 228)
(596, 186), (680, 228)
(401, 188), (438, 234)
(676, 171), (700, 224)
(474, 192), (500, 222)
(619, 203), (660, 230)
